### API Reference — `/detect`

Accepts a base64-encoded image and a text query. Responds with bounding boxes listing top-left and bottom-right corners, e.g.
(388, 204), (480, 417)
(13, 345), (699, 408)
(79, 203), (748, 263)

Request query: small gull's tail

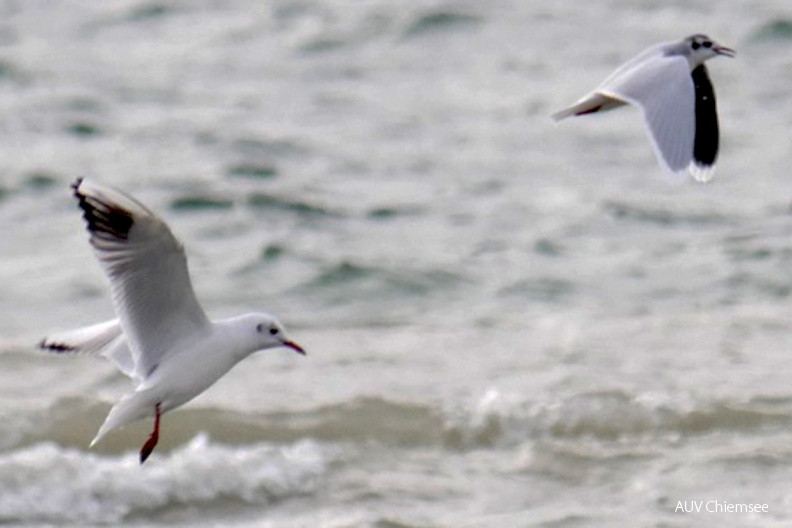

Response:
(91, 389), (159, 447)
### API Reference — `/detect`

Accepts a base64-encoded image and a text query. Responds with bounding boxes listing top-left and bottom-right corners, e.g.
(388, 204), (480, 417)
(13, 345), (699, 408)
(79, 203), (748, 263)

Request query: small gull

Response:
(553, 34), (735, 181)
(40, 178), (305, 464)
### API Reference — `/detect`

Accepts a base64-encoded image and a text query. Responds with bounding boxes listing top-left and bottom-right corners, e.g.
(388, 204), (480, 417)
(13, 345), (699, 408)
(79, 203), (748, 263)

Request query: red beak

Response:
(283, 340), (306, 355)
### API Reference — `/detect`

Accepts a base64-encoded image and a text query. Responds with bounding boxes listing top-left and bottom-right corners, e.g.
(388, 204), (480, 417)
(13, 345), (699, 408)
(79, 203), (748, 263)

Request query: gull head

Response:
(683, 34), (736, 65)
(246, 313), (306, 356)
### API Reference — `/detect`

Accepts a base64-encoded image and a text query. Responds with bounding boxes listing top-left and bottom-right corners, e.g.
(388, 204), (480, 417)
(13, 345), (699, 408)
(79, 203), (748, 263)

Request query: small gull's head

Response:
(683, 34), (736, 65)
(249, 313), (306, 355)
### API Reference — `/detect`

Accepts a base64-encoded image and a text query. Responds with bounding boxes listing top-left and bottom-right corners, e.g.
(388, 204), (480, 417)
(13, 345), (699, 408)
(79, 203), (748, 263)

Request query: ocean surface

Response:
(1, 1), (792, 526)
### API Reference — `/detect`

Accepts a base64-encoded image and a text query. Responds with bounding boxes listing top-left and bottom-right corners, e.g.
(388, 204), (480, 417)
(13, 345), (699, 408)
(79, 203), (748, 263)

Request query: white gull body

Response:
(553, 34), (735, 181)
(40, 178), (305, 463)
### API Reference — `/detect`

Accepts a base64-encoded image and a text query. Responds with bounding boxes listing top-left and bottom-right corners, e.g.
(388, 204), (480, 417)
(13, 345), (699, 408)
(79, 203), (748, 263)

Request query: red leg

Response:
(139, 403), (162, 464)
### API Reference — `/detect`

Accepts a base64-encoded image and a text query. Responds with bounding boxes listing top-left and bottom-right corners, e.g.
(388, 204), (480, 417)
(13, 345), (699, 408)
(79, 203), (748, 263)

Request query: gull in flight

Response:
(553, 34), (735, 181)
(40, 178), (305, 464)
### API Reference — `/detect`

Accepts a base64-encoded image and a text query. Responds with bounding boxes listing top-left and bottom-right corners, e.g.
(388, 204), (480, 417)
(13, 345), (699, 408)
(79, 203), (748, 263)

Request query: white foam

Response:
(0, 435), (327, 524)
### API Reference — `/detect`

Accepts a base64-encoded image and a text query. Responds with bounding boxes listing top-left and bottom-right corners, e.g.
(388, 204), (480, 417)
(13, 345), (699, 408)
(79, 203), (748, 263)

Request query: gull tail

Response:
(91, 390), (159, 447)
(552, 92), (627, 121)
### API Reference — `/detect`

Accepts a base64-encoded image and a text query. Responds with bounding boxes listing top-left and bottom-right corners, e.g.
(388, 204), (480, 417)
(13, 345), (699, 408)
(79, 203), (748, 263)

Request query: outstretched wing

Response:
(597, 53), (695, 175)
(72, 178), (210, 379)
(552, 41), (669, 122)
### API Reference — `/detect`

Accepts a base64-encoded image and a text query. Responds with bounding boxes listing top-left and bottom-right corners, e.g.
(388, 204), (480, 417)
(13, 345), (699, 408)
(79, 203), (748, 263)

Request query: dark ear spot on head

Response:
(691, 42), (700, 50)
(256, 323), (264, 333)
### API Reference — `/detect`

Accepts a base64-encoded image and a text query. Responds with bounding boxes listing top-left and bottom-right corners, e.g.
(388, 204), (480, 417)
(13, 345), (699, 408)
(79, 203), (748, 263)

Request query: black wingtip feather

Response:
(38, 338), (77, 353)
(72, 178), (135, 241)
(691, 64), (720, 168)
(71, 177), (83, 193)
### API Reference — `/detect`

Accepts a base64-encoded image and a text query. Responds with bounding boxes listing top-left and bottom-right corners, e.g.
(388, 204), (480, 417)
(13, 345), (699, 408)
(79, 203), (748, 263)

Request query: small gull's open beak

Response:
(715, 45), (736, 58)
(283, 340), (306, 356)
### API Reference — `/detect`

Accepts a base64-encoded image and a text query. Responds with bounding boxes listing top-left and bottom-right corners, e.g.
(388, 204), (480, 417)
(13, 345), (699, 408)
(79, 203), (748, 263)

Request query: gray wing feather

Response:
(598, 54), (695, 174)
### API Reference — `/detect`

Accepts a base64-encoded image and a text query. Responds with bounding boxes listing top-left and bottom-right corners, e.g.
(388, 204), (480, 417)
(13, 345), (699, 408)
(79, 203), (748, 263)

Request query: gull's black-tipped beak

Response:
(283, 340), (306, 355)
(715, 45), (736, 58)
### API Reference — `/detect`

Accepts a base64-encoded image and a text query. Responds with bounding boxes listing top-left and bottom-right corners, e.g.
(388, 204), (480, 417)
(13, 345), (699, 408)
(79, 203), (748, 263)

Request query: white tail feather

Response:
(91, 389), (158, 446)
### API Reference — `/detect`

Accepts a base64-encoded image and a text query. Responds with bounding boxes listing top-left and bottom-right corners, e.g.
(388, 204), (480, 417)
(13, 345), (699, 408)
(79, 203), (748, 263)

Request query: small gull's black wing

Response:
(691, 64), (719, 170)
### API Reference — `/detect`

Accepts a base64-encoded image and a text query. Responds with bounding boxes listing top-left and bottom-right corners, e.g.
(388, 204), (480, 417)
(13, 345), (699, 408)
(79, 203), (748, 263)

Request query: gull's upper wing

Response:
(72, 178), (210, 379)
(596, 41), (670, 89)
(597, 52), (695, 174)
(551, 43), (670, 121)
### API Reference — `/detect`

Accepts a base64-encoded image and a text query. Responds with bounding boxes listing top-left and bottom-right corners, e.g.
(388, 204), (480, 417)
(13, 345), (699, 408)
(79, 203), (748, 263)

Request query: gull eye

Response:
(703, 41), (712, 48)
(269, 327), (279, 336)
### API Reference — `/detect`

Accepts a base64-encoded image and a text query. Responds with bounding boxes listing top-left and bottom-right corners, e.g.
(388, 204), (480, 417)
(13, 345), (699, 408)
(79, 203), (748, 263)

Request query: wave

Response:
(6, 390), (792, 523)
(443, 388), (792, 450)
(299, 260), (465, 294)
(246, 192), (339, 218)
(23, 390), (792, 455)
(170, 195), (235, 211)
(165, 190), (338, 218)
(751, 19), (792, 42)
(602, 199), (730, 227)
(0, 435), (326, 524)
(20, 397), (446, 452)
(226, 162), (278, 180)
(401, 10), (483, 40)
(287, 260), (469, 324)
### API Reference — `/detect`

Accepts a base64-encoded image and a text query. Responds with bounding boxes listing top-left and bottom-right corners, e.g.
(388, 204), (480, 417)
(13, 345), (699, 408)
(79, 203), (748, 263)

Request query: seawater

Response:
(2, 1), (792, 526)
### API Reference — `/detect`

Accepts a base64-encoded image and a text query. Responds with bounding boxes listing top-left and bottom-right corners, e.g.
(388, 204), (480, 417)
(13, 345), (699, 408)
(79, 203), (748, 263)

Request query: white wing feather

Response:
(73, 179), (211, 380)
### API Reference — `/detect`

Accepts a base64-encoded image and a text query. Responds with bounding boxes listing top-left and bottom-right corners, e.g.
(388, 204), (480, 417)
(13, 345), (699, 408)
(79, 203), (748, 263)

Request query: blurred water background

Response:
(1, 1), (792, 526)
